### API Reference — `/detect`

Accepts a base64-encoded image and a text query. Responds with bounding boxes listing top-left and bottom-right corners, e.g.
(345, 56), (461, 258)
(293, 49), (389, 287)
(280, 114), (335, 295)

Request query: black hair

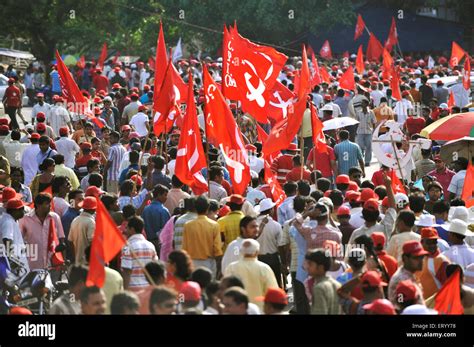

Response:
(450, 198), (466, 207)
(39, 157), (55, 171)
(348, 167), (362, 176)
(221, 275), (245, 290)
(168, 250), (193, 281)
(374, 186), (387, 201)
(53, 154), (65, 165)
(316, 178), (331, 192)
(34, 192), (52, 207)
(11, 130), (21, 141)
(91, 137), (100, 145)
(145, 260), (166, 285)
(87, 158), (101, 171)
(120, 180), (135, 196)
(172, 175), (184, 188)
(129, 150), (140, 164)
(362, 209), (380, 223)
(310, 190), (323, 202)
(183, 197), (196, 212)
(149, 286), (177, 313)
(110, 131), (120, 140)
(122, 204), (136, 219)
(191, 267), (213, 289)
(293, 196), (306, 213)
(51, 176), (69, 194)
(69, 189), (84, 201)
(446, 264), (464, 279)
(80, 285), (102, 303)
(209, 166), (224, 181)
(240, 216), (256, 231)
(223, 287), (249, 308)
(195, 195), (210, 214)
(360, 180), (375, 190)
(398, 210), (416, 227)
(297, 180), (311, 197)
(128, 216), (144, 234)
(409, 194), (426, 214)
(283, 181), (298, 196)
(228, 202), (243, 212)
(339, 130), (349, 140)
(305, 249), (331, 271)
(153, 184), (169, 198)
(110, 292), (140, 314)
(433, 200), (450, 215)
(38, 135), (50, 144)
(88, 173), (103, 188)
(68, 264), (89, 287)
(328, 190), (343, 207)
(101, 193), (118, 210)
(151, 156), (165, 171)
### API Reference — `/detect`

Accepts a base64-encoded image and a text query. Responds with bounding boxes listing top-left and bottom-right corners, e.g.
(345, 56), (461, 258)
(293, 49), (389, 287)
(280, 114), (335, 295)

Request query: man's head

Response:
(227, 194), (244, 211)
(222, 287), (249, 315)
(396, 210), (416, 232)
(453, 157), (468, 172)
(110, 292), (140, 315)
(401, 241), (428, 272)
(361, 199), (380, 223)
(125, 216), (145, 238)
(195, 195), (210, 215)
(51, 176), (71, 197)
(69, 189), (85, 210)
(209, 166), (224, 184)
(6, 199), (26, 221)
(240, 239), (260, 258)
(34, 193), (52, 216)
(80, 286), (106, 315)
(149, 286), (178, 314)
(283, 181), (298, 197)
(420, 227), (439, 255)
(304, 248), (331, 277)
(427, 181), (443, 202)
(68, 265), (89, 295)
(151, 155), (166, 171)
(239, 216), (258, 239)
(259, 288), (288, 315)
(339, 130), (349, 141)
(348, 167), (363, 186)
(432, 200), (450, 221)
(171, 175), (184, 189)
(38, 135), (50, 153)
(153, 184), (169, 204)
(308, 203), (329, 224)
(433, 155), (445, 171)
(84, 122), (94, 136)
(109, 131), (120, 144)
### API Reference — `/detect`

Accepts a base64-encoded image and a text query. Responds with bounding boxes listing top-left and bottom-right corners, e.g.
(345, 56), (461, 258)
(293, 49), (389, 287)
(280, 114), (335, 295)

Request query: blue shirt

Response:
(119, 164), (140, 185)
(50, 70), (61, 93)
(334, 140), (363, 175)
(36, 148), (58, 168)
(289, 226), (308, 283)
(61, 207), (81, 239)
(139, 94), (150, 105)
(142, 201), (170, 240)
(145, 171), (172, 189)
(435, 218), (450, 243)
(201, 166), (231, 185)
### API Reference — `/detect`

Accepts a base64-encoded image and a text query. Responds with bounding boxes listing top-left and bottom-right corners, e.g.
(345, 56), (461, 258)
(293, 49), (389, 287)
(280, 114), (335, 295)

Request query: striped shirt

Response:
(121, 234), (157, 289)
(107, 143), (126, 181)
(334, 140), (363, 175)
(355, 109), (376, 134)
(173, 212), (198, 250)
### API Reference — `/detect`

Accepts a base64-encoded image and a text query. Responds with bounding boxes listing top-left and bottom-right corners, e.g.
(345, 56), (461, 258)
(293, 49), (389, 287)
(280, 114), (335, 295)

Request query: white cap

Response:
(103, 96), (113, 103)
(415, 214), (438, 227)
(130, 63), (137, 69)
(25, 124), (34, 131)
(240, 239), (260, 255)
(395, 193), (409, 208)
(415, 69), (422, 75)
(439, 103), (448, 109)
(447, 219), (474, 237)
(350, 54), (357, 59)
(318, 197), (334, 212)
(320, 104), (333, 112)
(255, 198), (276, 214)
(217, 57), (223, 62)
(401, 304), (438, 315)
(450, 206), (469, 223)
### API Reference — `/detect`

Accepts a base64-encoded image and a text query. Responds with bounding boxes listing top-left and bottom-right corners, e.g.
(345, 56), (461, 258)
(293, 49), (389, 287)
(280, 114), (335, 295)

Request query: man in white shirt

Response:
(449, 79), (470, 108)
(49, 99), (73, 136)
(31, 93), (51, 125)
(247, 144), (264, 176)
(55, 127), (80, 168)
(208, 166), (228, 202)
(448, 157), (468, 200)
(442, 219), (474, 269)
(122, 93), (141, 124)
(139, 67), (150, 92)
(129, 105), (150, 137)
(393, 91), (413, 125)
(370, 83), (385, 107)
(21, 134), (41, 186)
(3, 130), (29, 167)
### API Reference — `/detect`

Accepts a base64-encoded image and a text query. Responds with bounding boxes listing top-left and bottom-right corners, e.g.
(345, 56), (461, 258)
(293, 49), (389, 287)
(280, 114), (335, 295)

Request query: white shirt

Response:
(349, 207), (364, 229)
(48, 105), (71, 136)
(327, 102), (342, 117)
(393, 99), (413, 125)
(249, 155), (264, 176)
(277, 196), (295, 225)
(55, 137), (80, 168)
(370, 90), (385, 107)
(32, 102), (51, 120)
(256, 216), (282, 255)
(221, 237), (245, 273)
(246, 187), (266, 206)
(21, 143), (41, 186)
(129, 112), (149, 137)
(449, 83), (470, 108)
(208, 181), (227, 202)
(53, 197), (70, 217)
(3, 139), (29, 167)
(442, 243), (474, 269)
(139, 69), (150, 91)
(448, 170), (466, 198)
(167, 159), (176, 177)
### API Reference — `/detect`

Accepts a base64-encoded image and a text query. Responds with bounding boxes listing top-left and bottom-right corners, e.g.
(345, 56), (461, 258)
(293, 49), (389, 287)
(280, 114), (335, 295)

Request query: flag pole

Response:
(390, 134), (406, 184)
(300, 130), (304, 180)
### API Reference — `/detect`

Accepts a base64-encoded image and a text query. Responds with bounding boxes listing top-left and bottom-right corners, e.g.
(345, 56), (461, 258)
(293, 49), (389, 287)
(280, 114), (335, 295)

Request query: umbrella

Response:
(63, 55), (78, 66)
(440, 136), (474, 164)
(322, 117), (359, 131)
(420, 112), (474, 141)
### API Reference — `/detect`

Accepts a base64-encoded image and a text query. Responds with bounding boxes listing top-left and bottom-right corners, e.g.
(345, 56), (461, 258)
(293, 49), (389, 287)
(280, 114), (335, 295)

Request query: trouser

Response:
(303, 137), (313, 163)
(192, 258), (217, 279)
(291, 272), (310, 314)
(356, 133), (372, 166)
(258, 253), (282, 288)
(347, 124), (358, 142)
(106, 180), (119, 194)
(5, 106), (19, 129)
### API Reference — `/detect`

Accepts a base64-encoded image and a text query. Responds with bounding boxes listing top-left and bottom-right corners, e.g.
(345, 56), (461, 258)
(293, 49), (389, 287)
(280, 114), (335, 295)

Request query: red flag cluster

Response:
(319, 40), (332, 59)
(354, 14), (366, 41)
(384, 17), (398, 52)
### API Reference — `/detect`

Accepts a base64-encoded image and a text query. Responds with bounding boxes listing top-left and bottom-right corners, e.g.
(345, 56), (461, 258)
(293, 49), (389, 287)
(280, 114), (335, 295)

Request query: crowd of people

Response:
(1, 47), (474, 316)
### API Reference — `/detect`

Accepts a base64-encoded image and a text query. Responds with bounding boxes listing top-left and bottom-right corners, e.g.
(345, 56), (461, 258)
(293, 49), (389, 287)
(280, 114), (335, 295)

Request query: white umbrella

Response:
(322, 117), (359, 131)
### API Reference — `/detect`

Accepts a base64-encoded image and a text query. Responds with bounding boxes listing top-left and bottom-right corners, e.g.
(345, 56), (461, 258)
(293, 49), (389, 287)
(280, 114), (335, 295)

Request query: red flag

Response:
(319, 66), (332, 84)
(390, 65), (402, 101)
(434, 269), (464, 314)
(306, 45), (315, 58)
(355, 45), (364, 74)
(462, 161), (474, 207)
(390, 169), (406, 195)
(366, 33), (384, 62)
(264, 160), (286, 207)
(48, 218), (64, 267)
(222, 25), (239, 100)
(463, 55), (471, 90)
(171, 63), (188, 104)
(55, 50), (88, 115)
(298, 45), (311, 100)
(354, 14), (366, 41)
(153, 22), (169, 96)
(338, 66), (356, 91)
(152, 59), (180, 137)
(257, 123), (279, 161)
(148, 56), (155, 71)
(112, 51), (120, 65)
(203, 66), (251, 195)
(97, 42), (107, 69)
(384, 17), (398, 52)
(450, 41), (466, 67)
(77, 55), (85, 69)
(448, 90), (456, 108)
(319, 40), (332, 59)
(311, 53), (322, 87)
(265, 81), (295, 124)
(382, 49), (394, 80)
(227, 26), (288, 123)
(86, 197), (126, 288)
(175, 74), (208, 195)
(310, 103), (328, 154)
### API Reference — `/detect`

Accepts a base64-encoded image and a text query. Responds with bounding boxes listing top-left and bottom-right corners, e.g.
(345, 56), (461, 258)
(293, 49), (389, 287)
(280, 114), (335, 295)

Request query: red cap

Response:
(85, 186), (104, 198)
(8, 306), (32, 315)
(256, 288), (288, 305)
(395, 280), (419, 302)
(130, 93), (139, 98)
(143, 84), (151, 91)
(229, 103), (237, 110)
(363, 299), (396, 315)
(138, 105), (148, 112)
(370, 232), (386, 248)
(78, 196), (97, 210)
(361, 271), (387, 288)
(121, 125), (131, 132)
(0, 118), (9, 126)
(180, 281), (201, 302)
(36, 112), (46, 121)
(381, 196), (389, 208)
(348, 181), (359, 191)
(402, 90), (410, 97)
(324, 94), (332, 101)
(5, 198), (24, 210)
(114, 66), (121, 72)
(245, 144), (257, 152)
(218, 205), (231, 217)
(363, 198), (379, 211)
(36, 93), (44, 98)
(112, 83), (121, 89)
(360, 188), (378, 202)
(2, 187), (21, 203)
(337, 206), (351, 216)
(335, 175), (350, 185)
(171, 129), (181, 136)
(287, 143), (300, 152)
(131, 175), (143, 186)
(345, 190), (361, 202)
(420, 227), (439, 240)
(97, 90), (106, 97)
(131, 87), (139, 93)
(93, 96), (102, 103)
(30, 133), (40, 140)
(0, 125), (9, 132)
(36, 123), (46, 132)
(436, 80), (444, 85)
(402, 240), (429, 257)
(323, 190), (332, 198)
(80, 142), (92, 150)
(93, 106), (102, 115)
(8, 78), (15, 84)
(59, 127), (69, 136)
(229, 194), (245, 205)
